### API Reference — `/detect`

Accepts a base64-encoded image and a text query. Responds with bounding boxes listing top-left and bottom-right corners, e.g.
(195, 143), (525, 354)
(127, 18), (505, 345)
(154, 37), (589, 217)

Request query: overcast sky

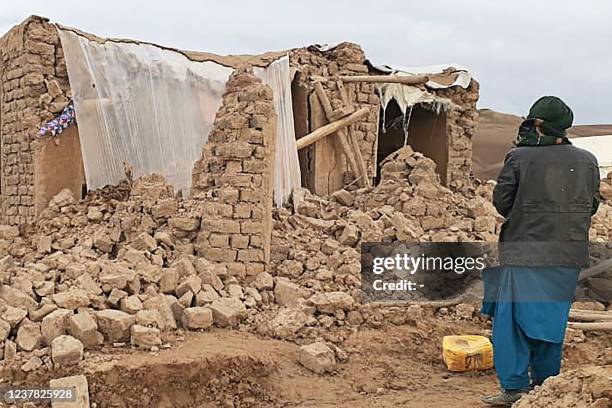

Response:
(2, 0), (611, 124)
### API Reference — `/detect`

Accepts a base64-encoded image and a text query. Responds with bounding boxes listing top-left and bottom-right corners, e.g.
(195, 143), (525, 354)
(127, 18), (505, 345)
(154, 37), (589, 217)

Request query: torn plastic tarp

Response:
(58, 28), (233, 195)
(254, 56), (301, 207)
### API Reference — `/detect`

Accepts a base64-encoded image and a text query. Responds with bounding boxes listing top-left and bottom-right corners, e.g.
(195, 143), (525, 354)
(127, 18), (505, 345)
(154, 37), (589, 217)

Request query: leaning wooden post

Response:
(313, 82), (364, 187)
(296, 107), (369, 150)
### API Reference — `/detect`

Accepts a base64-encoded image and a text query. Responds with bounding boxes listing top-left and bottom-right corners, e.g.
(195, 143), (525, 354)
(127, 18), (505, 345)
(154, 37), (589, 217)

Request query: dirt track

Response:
(6, 309), (610, 407)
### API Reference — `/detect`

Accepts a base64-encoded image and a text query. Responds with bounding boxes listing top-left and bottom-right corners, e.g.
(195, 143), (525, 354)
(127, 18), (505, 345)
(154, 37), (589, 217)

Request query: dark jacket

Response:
(493, 144), (600, 267)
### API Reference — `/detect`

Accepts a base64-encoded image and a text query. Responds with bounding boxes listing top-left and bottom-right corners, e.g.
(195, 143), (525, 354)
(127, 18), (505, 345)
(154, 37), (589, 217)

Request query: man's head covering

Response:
(516, 96), (574, 146)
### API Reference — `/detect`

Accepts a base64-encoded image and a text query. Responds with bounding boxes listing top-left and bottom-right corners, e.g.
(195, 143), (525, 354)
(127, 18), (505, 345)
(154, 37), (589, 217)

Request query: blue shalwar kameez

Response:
(481, 266), (580, 390)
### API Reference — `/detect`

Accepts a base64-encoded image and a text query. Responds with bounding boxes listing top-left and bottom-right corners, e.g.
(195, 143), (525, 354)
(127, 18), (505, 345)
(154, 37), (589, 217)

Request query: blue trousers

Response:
(482, 266), (579, 391)
(491, 302), (564, 390)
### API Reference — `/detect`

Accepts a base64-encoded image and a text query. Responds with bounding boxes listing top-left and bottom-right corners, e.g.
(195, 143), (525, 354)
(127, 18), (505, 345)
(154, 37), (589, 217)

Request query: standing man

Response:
(481, 96), (601, 406)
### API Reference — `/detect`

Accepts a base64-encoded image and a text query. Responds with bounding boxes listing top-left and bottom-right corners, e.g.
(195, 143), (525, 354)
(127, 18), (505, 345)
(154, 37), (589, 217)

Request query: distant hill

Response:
(473, 109), (612, 180)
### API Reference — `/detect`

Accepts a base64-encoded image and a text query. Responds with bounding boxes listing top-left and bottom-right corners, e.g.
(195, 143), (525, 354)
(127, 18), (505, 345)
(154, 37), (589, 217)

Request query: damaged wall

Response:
(191, 67), (276, 277)
(289, 44), (380, 195)
(0, 16), (74, 225)
(432, 82), (480, 190)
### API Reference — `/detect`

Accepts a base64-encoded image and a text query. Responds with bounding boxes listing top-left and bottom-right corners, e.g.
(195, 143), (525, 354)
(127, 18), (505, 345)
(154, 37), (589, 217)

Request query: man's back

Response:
(493, 143), (600, 266)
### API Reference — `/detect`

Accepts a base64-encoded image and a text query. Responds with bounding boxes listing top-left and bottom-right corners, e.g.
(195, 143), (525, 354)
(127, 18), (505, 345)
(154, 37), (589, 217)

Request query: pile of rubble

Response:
(515, 366), (612, 407)
(591, 171), (612, 241)
(0, 147), (610, 372)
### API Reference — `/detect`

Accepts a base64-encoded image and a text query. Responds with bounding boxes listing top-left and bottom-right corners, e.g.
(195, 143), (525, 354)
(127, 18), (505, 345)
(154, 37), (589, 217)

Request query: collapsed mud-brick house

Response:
(0, 16), (479, 271)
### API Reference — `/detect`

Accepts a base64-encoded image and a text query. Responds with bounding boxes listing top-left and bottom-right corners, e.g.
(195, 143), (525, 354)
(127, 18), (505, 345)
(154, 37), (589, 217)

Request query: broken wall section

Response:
(432, 81), (480, 191)
(192, 67), (277, 278)
(289, 44), (380, 195)
(0, 16), (74, 225)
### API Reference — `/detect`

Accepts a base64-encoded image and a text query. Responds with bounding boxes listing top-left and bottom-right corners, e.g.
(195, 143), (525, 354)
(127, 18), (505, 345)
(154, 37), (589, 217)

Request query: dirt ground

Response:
(6, 310), (609, 408)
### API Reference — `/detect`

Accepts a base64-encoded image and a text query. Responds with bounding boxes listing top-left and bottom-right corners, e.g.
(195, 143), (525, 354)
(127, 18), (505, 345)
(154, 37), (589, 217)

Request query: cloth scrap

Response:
(39, 99), (76, 137)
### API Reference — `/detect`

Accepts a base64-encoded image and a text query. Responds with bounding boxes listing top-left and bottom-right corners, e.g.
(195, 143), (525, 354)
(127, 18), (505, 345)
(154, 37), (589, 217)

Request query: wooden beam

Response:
(340, 75), (429, 85)
(569, 310), (612, 322)
(348, 125), (371, 187)
(313, 83), (363, 187)
(568, 321), (612, 331)
(578, 257), (612, 281)
(296, 107), (369, 150)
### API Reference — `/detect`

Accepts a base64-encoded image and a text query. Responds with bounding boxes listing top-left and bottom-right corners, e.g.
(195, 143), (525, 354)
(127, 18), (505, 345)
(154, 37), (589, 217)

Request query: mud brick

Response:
(245, 262), (265, 276)
(241, 221), (262, 234)
(208, 233), (229, 248)
(202, 247), (237, 263)
(220, 187), (240, 203)
(203, 219), (241, 234)
(233, 204), (252, 219)
(237, 249), (264, 262)
(242, 159), (265, 174)
(225, 262), (246, 277)
(230, 234), (249, 249)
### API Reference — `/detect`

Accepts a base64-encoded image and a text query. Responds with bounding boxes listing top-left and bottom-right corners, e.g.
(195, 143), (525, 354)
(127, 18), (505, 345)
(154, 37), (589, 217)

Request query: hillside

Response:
(473, 109), (612, 180)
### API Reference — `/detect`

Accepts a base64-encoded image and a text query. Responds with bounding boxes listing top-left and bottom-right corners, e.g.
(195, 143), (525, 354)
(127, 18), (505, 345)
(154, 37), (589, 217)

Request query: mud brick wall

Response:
(191, 67), (277, 278)
(434, 81), (480, 191)
(0, 16), (72, 225)
(289, 43), (380, 195)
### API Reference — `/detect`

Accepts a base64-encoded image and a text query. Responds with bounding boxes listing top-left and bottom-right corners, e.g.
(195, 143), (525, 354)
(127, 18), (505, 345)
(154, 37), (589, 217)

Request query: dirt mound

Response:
(515, 366), (612, 408)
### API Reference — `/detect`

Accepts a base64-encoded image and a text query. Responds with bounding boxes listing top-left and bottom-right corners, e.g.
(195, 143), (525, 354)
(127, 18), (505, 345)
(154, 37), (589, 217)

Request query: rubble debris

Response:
(51, 335), (84, 366)
(298, 342), (337, 374)
(49, 374), (90, 408)
(515, 366), (612, 407)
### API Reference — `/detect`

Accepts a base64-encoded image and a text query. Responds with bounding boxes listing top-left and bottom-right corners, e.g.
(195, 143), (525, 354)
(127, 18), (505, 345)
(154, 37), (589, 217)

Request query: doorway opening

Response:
(377, 99), (448, 184)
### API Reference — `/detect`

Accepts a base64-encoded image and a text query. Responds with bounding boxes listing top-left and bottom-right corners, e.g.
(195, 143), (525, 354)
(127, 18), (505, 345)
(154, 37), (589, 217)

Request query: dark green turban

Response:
(516, 96), (574, 146)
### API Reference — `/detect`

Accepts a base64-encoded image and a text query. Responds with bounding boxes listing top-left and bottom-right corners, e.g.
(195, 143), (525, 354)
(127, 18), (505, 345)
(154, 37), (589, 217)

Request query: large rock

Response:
(253, 271), (273, 290)
(16, 319), (42, 351)
(274, 277), (307, 306)
(130, 325), (161, 347)
(176, 275), (202, 297)
(51, 335), (83, 366)
(298, 342), (337, 374)
(308, 292), (355, 314)
(0, 318), (10, 341)
(210, 298), (247, 327)
(120, 295), (143, 314)
(53, 290), (90, 309)
(68, 313), (100, 349)
(95, 310), (135, 342)
(135, 309), (165, 329)
(49, 375), (90, 408)
(265, 307), (310, 339)
(142, 294), (177, 330)
(41, 308), (73, 345)
(0, 285), (37, 311)
(2, 305), (27, 328)
(181, 307), (213, 330)
(159, 268), (179, 294)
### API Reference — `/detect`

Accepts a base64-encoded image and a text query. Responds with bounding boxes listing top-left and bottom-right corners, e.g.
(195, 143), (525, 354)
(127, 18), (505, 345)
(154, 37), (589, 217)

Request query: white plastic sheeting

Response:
(58, 29), (233, 194)
(570, 135), (612, 179)
(254, 56), (301, 207)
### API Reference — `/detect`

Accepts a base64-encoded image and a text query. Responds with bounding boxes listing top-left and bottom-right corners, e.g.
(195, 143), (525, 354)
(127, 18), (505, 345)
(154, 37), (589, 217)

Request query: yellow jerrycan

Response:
(442, 335), (494, 372)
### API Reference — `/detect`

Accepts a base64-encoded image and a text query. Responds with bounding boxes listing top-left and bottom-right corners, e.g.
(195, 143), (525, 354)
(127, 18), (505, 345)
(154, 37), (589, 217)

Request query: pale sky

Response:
(2, 0), (611, 124)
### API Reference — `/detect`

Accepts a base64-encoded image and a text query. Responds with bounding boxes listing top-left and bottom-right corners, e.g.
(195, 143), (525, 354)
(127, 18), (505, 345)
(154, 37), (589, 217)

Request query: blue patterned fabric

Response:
(39, 100), (76, 137)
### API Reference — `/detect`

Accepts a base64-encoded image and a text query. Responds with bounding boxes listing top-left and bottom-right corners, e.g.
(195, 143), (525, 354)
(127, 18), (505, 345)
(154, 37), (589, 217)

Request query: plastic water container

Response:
(442, 335), (494, 372)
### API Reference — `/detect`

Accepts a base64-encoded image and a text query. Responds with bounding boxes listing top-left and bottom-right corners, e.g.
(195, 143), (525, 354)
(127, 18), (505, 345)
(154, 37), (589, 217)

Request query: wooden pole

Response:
(340, 75), (429, 85)
(567, 321), (612, 331)
(296, 107), (369, 150)
(348, 124), (371, 187)
(578, 257), (612, 281)
(569, 310), (612, 322)
(313, 83), (363, 187)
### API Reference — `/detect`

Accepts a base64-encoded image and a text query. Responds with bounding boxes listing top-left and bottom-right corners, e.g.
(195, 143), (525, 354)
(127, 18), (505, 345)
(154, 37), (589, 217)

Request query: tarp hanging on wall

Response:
(58, 29), (233, 194)
(254, 56), (301, 207)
